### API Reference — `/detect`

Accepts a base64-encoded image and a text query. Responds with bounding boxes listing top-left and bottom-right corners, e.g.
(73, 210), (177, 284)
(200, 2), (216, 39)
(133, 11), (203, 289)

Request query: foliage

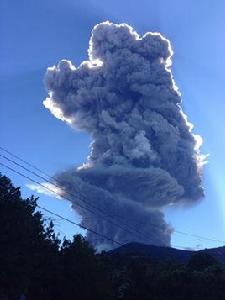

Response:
(1, 173), (225, 300)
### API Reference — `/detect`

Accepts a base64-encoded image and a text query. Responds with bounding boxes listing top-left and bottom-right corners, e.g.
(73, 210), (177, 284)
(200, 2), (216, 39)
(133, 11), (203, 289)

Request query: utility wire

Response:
(0, 147), (180, 235)
(0, 147), (141, 228)
(0, 161), (220, 251)
(0, 160), (159, 246)
(0, 162), (123, 247)
(1, 146), (225, 246)
(0, 164), (198, 251)
(0, 146), (52, 179)
(0, 154), (154, 243)
(0, 147), (171, 235)
(0, 160), (136, 242)
(0, 152), (159, 242)
(37, 204), (124, 246)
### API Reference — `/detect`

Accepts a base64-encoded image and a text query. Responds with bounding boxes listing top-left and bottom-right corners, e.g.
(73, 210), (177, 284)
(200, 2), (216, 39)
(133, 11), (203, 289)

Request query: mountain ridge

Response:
(109, 242), (225, 264)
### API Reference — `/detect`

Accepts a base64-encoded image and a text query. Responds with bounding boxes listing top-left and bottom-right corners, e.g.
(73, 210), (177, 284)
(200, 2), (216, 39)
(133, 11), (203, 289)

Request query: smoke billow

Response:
(43, 22), (204, 249)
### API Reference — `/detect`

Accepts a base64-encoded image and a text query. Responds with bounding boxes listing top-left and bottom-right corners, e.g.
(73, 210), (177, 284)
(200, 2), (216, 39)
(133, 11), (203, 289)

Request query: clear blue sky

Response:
(1, 0), (225, 249)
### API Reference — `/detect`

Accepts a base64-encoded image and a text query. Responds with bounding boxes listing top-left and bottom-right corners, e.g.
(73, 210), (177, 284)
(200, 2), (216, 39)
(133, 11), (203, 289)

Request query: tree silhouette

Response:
(0, 173), (60, 299)
(1, 172), (225, 300)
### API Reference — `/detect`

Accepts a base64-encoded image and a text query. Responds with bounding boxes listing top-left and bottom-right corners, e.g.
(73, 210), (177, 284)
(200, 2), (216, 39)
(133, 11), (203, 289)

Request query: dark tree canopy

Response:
(0, 174), (113, 300)
(0, 174), (60, 299)
(0, 173), (225, 300)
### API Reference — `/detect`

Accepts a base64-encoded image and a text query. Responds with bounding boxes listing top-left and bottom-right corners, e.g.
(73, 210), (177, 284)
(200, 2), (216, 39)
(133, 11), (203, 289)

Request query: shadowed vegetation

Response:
(1, 173), (225, 300)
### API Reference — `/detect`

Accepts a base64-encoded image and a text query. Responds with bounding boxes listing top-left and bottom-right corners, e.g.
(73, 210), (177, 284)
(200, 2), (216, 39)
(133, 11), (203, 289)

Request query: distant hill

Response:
(109, 242), (225, 264)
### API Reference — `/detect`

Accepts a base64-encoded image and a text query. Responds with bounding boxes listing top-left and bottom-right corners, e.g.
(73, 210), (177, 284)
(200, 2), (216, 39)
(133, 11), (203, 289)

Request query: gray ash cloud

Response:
(44, 21), (205, 249)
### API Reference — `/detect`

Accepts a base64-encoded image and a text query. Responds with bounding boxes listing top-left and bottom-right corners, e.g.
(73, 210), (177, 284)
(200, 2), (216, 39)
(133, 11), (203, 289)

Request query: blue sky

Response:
(1, 0), (225, 249)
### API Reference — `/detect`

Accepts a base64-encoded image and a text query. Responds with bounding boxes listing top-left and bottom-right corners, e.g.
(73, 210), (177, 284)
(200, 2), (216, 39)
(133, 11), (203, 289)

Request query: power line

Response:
(0, 155), (154, 242)
(0, 161), (221, 251)
(0, 165), (198, 251)
(0, 146), (183, 236)
(0, 161), (155, 245)
(0, 147), (174, 236)
(0, 147), (142, 230)
(0, 146), (52, 179)
(36, 204), (124, 246)
(0, 152), (159, 242)
(1, 147), (225, 247)
(0, 160), (134, 243)
(0, 162), (123, 247)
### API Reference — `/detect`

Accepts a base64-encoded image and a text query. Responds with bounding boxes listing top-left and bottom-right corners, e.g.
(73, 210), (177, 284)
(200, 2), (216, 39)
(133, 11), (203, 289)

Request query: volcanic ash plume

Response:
(43, 21), (204, 249)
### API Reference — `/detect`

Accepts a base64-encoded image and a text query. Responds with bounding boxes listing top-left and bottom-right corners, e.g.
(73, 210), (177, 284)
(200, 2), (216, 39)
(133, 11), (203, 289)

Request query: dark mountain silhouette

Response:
(109, 242), (225, 264)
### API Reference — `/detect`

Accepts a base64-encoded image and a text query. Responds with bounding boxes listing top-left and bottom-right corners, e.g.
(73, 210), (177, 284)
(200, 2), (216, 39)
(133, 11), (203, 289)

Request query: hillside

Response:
(109, 242), (225, 264)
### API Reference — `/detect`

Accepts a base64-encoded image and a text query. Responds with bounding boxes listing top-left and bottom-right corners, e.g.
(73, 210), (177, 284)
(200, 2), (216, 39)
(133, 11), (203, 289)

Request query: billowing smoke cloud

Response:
(43, 21), (204, 249)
